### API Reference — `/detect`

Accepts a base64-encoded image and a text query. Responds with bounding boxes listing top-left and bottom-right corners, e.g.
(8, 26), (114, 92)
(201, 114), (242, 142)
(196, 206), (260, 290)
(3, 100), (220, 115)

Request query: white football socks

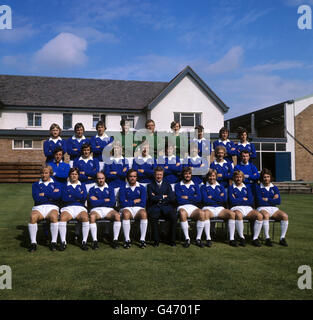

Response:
(196, 220), (205, 240)
(180, 221), (189, 241)
(28, 223), (38, 244)
(58, 221), (67, 244)
(280, 220), (289, 239)
(228, 219), (235, 241)
(50, 222), (59, 243)
(140, 219), (148, 241)
(113, 221), (121, 241)
(82, 221), (90, 243)
(263, 220), (270, 239)
(89, 223), (97, 241)
(204, 220), (211, 240)
(235, 220), (244, 239)
(122, 220), (130, 242)
(253, 220), (263, 240)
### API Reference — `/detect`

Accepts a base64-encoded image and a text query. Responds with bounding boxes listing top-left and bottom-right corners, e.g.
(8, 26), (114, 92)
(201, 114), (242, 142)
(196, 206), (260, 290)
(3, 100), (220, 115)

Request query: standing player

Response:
(132, 141), (154, 187)
(73, 143), (99, 193)
(59, 168), (89, 251)
(66, 123), (89, 167)
(90, 120), (114, 171)
(28, 165), (61, 252)
(89, 172), (121, 249)
(210, 146), (234, 189)
(212, 127), (236, 163)
(190, 125), (211, 159)
(235, 127), (257, 163)
(256, 168), (289, 247)
(175, 167), (206, 248)
(43, 123), (67, 163)
(47, 147), (70, 188)
(201, 169), (237, 247)
(229, 170), (263, 247)
(119, 169), (148, 249)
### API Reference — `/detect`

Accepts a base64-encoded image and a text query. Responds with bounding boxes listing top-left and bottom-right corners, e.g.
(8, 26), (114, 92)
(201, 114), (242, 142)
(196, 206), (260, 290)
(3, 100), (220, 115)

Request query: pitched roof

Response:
(0, 75), (168, 110)
(147, 65), (229, 114)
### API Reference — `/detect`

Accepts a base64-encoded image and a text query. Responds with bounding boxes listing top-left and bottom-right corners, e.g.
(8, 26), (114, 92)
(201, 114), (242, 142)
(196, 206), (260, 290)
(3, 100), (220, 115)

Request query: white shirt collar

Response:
(240, 161), (249, 166)
(233, 183), (247, 191)
(238, 142), (250, 147)
(126, 182), (140, 189)
(53, 159), (63, 164)
(49, 137), (62, 142)
(79, 155), (93, 163)
(110, 156), (124, 162)
(214, 159), (228, 166)
(206, 181), (220, 189)
(138, 155), (152, 162)
(96, 133), (109, 140)
(95, 183), (109, 191)
(190, 155), (201, 161)
(39, 178), (54, 186)
(260, 183), (274, 191)
(180, 180), (195, 188)
(218, 139), (230, 144)
(67, 180), (81, 187)
(167, 155), (176, 161)
(72, 135), (86, 142)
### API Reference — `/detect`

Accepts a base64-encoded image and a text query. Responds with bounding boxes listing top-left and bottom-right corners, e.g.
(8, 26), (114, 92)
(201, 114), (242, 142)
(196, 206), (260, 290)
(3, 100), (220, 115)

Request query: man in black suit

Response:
(147, 166), (177, 247)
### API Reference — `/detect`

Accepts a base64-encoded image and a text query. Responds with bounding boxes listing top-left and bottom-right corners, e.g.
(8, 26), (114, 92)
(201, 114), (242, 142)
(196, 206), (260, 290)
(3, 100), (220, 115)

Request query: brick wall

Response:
(0, 139), (70, 164)
(295, 104), (313, 180)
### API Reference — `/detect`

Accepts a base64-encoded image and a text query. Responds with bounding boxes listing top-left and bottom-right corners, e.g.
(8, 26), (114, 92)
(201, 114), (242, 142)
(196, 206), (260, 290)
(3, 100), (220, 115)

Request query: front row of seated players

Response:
(28, 165), (289, 251)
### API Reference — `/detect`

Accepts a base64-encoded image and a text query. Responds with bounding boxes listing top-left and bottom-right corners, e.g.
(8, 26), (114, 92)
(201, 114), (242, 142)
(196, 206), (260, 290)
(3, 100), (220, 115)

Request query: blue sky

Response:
(1, 0), (313, 118)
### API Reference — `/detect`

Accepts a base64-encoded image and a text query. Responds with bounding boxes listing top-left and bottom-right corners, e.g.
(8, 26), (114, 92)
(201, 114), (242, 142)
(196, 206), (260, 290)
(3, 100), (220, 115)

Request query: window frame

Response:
(121, 114), (135, 129)
(63, 113), (73, 130)
(12, 139), (43, 150)
(27, 112), (42, 128)
(174, 112), (202, 127)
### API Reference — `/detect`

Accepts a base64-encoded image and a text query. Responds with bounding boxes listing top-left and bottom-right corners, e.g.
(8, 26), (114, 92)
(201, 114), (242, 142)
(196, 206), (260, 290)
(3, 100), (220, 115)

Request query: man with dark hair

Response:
(47, 147), (70, 188)
(147, 167), (177, 247)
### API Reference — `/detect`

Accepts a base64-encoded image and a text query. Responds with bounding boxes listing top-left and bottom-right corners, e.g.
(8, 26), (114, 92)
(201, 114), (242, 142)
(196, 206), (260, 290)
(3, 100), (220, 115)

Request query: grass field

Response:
(0, 183), (312, 300)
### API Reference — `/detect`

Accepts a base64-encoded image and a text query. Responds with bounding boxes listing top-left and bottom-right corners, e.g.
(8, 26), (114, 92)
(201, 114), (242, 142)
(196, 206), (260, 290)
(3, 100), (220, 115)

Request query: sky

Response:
(1, 0), (313, 119)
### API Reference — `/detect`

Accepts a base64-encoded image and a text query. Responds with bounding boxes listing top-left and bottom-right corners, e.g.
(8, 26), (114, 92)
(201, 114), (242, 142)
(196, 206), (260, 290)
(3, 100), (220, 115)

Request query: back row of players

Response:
(27, 120), (289, 251)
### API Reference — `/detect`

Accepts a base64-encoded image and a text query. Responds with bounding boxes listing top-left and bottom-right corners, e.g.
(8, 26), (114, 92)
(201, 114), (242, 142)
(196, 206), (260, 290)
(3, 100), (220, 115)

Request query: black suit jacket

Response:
(147, 180), (176, 207)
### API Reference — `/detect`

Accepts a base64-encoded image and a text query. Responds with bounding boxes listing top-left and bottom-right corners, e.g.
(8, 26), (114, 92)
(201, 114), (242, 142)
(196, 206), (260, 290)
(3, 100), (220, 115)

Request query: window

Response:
(92, 114), (106, 128)
(121, 115), (135, 128)
(13, 140), (42, 149)
(63, 113), (72, 130)
(276, 143), (286, 151)
(174, 112), (202, 127)
(27, 112), (42, 127)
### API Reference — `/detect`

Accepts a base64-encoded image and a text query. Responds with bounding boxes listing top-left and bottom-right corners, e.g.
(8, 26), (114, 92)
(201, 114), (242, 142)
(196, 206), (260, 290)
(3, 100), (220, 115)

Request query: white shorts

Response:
(257, 206), (279, 217)
(32, 204), (59, 218)
(177, 204), (199, 218)
(69, 160), (74, 168)
(120, 206), (144, 218)
(61, 205), (86, 219)
(99, 162), (105, 172)
(90, 207), (114, 219)
(202, 206), (225, 218)
(231, 206), (253, 217)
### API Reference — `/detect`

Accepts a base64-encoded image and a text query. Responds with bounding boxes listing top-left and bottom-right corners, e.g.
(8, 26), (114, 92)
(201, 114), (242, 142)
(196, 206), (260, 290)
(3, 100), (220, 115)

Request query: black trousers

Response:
(148, 205), (177, 243)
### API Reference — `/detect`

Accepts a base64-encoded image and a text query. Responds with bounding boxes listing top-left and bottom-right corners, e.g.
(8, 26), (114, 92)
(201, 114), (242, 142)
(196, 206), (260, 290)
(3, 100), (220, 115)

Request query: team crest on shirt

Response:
(136, 190), (140, 195)
(243, 189), (247, 195)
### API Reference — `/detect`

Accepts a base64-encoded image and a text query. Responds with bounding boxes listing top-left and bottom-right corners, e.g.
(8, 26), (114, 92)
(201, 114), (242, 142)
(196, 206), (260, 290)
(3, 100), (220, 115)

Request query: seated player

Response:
(73, 143), (99, 193)
(201, 169), (237, 247)
(28, 165), (61, 252)
(212, 127), (236, 163)
(132, 141), (154, 187)
(47, 147), (70, 188)
(66, 123), (89, 167)
(210, 145), (234, 189)
(89, 172), (121, 250)
(234, 150), (260, 194)
(43, 123), (67, 163)
(147, 166), (177, 247)
(256, 168), (289, 247)
(59, 168), (89, 251)
(182, 143), (208, 186)
(119, 169), (148, 249)
(229, 170), (263, 247)
(175, 166), (206, 248)
(104, 141), (129, 191)
(90, 120), (113, 170)
(235, 127), (257, 163)
(190, 125), (211, 159)
(154, 143), (182, 189)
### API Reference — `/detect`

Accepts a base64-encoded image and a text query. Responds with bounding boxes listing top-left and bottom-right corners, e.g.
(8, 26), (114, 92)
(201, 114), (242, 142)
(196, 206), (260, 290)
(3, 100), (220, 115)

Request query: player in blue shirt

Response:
(119, 169), (148, 249)
(90, 120), (114, 170)
(201, 169), (237, 247)
(47, 146), (70, 188)
(89, 172), (121, 250)
(190, 125), (211, 158)
(256, 168), (289, 247)
(212, 127), (237, 163)
(43, 123), (67, 163)
(235, 127), (257, 163)
(66, 123), (89, 166)
(210, 145), (234, 189)
(59, 168), (89, 251)
(28, 165), (61, 252)
(175, 166), (206, 248)
(234, 150), (260, 194)
(229, 170), (263, 247)
(154, 143), (182, 188)
(132, 141), (154, 186)
(73, 143), (99, 193)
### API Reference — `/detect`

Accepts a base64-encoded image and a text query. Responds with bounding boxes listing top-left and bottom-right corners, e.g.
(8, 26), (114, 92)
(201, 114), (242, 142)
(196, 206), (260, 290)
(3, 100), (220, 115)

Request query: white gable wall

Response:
(150, 75), (225, 133)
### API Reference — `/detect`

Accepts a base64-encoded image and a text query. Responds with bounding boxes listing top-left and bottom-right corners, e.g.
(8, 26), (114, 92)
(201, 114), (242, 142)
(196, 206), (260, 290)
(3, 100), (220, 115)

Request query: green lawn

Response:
(0, 183), (312, 300)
